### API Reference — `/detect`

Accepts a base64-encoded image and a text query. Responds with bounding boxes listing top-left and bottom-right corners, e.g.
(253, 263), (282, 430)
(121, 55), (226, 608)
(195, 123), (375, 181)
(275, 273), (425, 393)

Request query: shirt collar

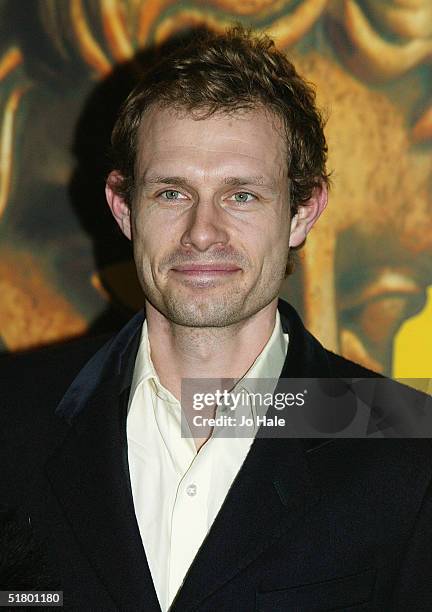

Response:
(235, 309), (288, 396)
(129, 319), (179, 406)
(129, 310), (289, 407)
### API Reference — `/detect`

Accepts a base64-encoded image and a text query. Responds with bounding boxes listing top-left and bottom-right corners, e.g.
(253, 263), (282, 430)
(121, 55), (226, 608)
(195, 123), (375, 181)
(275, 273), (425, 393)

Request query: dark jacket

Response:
(1, 299), (431, 611)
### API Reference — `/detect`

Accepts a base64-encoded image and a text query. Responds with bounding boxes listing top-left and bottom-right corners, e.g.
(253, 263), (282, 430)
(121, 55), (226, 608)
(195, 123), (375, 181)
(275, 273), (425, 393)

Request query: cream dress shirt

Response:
(126, 311), (289, 611)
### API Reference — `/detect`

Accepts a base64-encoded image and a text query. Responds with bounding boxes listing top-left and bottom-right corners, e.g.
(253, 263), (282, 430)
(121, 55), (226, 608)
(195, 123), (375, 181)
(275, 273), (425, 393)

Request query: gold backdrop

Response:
(0, 0), (431, 378)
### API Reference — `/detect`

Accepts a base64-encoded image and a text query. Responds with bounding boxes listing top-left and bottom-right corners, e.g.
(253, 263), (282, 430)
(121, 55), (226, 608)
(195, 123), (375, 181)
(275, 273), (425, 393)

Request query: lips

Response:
(170, 264), (242, 280)
(173, 264), (240, 272)
(172, 264), (241, 272)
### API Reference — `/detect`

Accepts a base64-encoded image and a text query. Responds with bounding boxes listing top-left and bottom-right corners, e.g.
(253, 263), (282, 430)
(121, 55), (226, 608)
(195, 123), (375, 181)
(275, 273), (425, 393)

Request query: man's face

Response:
(126, 105), (292, 327)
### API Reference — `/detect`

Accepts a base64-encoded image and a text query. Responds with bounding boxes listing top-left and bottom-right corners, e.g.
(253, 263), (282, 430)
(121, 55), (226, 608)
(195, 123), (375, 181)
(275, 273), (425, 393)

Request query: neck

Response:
(145, 298), (279, 402)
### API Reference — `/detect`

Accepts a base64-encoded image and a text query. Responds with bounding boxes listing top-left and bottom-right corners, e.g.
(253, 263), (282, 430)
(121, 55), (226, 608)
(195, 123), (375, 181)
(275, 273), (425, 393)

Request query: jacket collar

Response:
(55, 309), (144, 423)
(47, 299), (329, 610)
(277, 298), (331, 379)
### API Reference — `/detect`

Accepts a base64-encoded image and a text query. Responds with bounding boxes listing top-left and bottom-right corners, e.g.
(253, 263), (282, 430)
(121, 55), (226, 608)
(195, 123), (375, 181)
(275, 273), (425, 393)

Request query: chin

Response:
(167, 307), (237, 328)
(162, 294), (245, 328)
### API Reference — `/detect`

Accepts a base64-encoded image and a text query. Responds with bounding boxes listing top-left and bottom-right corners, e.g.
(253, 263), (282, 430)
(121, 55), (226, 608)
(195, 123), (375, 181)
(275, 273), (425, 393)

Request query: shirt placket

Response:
(167, 441), (212, 607)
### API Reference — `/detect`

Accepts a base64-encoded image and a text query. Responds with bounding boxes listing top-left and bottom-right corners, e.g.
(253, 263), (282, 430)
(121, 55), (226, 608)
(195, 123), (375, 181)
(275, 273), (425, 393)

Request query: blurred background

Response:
(0, 0), (431, 379)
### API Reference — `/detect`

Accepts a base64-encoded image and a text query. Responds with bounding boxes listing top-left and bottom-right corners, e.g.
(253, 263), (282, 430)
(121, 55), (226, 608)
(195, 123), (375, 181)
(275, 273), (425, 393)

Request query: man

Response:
(1, 26), (432, 611)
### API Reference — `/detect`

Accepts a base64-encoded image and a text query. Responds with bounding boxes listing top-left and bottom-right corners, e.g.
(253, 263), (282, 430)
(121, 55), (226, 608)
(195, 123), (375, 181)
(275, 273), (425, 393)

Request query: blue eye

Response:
(232, 192), (254, 203)
(162, 190), (181, 200)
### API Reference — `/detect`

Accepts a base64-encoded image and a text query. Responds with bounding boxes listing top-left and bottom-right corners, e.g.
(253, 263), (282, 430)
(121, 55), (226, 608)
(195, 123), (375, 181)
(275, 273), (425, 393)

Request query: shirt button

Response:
(186, 483), (197, 497)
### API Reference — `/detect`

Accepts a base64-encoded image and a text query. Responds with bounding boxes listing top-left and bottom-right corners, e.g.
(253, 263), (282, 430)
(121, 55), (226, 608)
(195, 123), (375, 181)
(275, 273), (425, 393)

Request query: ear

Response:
(105, 170), (132, 240)
(289, 182), (328, 248)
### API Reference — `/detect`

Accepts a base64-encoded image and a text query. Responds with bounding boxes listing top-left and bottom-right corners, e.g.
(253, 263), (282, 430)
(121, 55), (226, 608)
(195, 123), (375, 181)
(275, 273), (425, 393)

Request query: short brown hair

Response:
(110, 25), (329, 216)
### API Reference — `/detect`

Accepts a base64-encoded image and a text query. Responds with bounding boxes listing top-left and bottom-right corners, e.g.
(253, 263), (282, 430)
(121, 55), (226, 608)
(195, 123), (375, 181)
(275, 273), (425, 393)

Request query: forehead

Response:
(135, 105), (287, 181)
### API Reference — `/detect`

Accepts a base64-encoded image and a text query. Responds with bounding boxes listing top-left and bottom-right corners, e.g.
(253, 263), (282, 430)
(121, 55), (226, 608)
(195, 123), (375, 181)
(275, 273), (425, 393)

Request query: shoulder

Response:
(307, 342), (432, 485)
(324, 349), (384, 378)
(0, 333), (114, 508)
(0, 333), (113, 412)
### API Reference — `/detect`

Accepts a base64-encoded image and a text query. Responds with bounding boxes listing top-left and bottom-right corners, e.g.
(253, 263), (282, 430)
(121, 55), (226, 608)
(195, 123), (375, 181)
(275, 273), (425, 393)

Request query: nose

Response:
(180, 198), (230, 252)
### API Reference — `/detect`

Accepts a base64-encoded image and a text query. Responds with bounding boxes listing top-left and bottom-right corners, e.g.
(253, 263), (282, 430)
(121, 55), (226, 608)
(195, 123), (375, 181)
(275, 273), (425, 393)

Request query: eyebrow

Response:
(140, 175), (274, 188)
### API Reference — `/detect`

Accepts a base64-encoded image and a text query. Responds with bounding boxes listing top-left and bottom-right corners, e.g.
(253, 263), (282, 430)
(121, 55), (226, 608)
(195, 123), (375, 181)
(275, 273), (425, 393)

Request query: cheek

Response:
(133, 220), (177, 276)
(134, 206), (178, 248)
(261, 221), (290, 252)
(262, 227), (291, 270)
(233, 216), (289, 263)
(132, 210), (157, 256)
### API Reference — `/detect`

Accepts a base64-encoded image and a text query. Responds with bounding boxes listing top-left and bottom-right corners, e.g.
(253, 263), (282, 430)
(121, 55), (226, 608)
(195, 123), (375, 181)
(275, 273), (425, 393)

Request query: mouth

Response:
(171, 264), (242, 277)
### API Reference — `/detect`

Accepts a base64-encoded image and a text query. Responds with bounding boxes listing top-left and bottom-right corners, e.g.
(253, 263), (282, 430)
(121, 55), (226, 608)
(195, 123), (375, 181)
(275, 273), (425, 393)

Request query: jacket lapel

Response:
(46, 311), (162, 610)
